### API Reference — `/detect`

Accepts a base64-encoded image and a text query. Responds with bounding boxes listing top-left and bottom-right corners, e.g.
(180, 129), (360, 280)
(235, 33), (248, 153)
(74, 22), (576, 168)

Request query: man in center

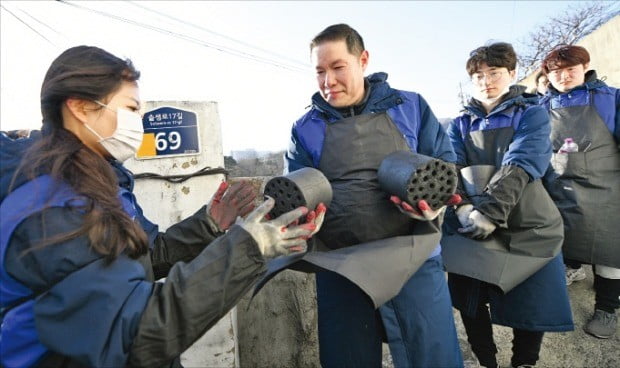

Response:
(285, 24), (463, 367)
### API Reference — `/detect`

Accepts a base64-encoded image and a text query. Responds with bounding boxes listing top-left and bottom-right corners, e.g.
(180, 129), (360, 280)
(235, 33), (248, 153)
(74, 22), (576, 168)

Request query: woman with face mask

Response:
(540, 45), (620, 339)
(0, 46), (323, 367)
(441, 42), (573, 368)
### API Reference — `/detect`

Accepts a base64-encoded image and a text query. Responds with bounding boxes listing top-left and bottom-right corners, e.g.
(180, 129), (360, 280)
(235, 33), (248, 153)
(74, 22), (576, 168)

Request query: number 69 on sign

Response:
(156, 131), (181, 151)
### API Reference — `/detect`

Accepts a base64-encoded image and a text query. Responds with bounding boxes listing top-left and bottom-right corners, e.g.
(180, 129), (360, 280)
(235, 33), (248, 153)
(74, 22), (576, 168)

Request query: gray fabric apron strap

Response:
(253, 113), (442, 308)
(442, 126), (564, 292)
(547, 92), (620, 267)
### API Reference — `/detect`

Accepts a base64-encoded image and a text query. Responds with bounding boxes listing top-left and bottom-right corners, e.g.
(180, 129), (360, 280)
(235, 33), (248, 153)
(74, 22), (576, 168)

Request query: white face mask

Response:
(84, 101), (144, 162)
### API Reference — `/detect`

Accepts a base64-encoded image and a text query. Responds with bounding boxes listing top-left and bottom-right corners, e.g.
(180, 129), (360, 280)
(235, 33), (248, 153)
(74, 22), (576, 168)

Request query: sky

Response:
(0, 1), (613, 155)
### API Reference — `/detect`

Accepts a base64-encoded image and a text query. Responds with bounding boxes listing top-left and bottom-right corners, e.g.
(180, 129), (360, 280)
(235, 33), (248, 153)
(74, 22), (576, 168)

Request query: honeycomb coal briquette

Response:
(405, 159), (457, 210)
(264, 177), (307, 219)
(378, 151), (457, 211)
(263, 167), (333, 220)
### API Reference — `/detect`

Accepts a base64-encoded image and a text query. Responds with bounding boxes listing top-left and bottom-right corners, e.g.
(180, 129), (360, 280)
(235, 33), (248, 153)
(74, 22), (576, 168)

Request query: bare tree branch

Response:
(517, 1), (619, 76)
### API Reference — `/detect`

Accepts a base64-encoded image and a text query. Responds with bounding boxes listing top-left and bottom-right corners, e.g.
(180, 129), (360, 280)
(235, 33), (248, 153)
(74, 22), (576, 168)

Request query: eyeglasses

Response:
(470, 70), (506, 84)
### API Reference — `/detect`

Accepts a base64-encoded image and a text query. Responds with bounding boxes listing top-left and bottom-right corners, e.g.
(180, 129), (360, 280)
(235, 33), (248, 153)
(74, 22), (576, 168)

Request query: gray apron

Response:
(254, 113), (443, 308)
(546, 93), (620, 267)
(442, 123), (564, 293)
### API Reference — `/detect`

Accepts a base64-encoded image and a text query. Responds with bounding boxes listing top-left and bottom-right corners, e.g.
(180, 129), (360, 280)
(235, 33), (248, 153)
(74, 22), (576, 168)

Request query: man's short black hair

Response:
(310, 24), (365, 56)
(466, 42), (517, 76)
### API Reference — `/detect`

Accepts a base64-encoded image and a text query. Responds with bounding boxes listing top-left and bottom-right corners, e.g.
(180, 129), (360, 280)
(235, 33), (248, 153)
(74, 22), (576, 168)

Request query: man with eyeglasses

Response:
(442, 42), (573, 368)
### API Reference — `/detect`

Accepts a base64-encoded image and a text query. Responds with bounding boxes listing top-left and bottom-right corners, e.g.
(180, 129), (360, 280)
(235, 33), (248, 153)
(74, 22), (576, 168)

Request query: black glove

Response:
(474, 165), (529, 228)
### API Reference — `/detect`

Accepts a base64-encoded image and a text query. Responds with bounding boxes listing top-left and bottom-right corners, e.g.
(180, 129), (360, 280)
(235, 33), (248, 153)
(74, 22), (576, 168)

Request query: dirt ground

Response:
(237, 265), (619, 368)
(449, 265), (620, 368)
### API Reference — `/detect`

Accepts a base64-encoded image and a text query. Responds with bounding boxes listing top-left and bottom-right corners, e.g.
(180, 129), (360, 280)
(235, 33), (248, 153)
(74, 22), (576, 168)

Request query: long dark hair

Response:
(14, 46), (148, 262)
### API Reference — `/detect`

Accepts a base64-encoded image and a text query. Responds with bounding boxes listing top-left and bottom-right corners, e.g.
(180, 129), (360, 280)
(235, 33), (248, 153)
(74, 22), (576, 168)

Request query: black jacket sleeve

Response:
(150, 205), (225, 279)
(128, 225), (266, 367)
(6, 208), (266, 368)
(474, 165), (530, 228)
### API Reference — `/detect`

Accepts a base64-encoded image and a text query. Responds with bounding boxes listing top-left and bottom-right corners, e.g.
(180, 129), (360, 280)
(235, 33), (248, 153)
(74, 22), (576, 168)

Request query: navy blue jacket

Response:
(540, 70), (620, 143)
(449, 90), (552, 180)
(447, 89), (572, 331)
(285, 72), (456, 171)
(285, 73), (464, 366)
(0, 131), (266, 367)
(286, 72), (454, 261)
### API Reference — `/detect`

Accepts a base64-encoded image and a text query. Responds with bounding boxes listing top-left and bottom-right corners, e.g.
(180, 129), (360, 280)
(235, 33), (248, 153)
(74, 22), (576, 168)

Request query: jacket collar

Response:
(110, 160), (135, 191)
(310, 72), (402, 120)
(546, 70), (607, 96)
(465, 85), (534, 119)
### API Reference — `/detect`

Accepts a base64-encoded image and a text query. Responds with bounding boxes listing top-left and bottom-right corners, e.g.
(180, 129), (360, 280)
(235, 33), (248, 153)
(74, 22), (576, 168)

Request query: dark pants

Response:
(565, 259), (620, 313)
(460, 298), (544, 368)
(564, 258), (582, 269)
(594, 272), (620, 313)
(316, 256), (462, 368)
(316, 270), (385, 368)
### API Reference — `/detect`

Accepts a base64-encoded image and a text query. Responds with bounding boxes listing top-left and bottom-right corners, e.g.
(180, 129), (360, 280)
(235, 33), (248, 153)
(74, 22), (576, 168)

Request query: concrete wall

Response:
(124, 101), (239, 367)
(578, 15), (620, 86)
(520, 15), (620, 91)
(233, 175), (321, 367)
(238, 269), (320, 367)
